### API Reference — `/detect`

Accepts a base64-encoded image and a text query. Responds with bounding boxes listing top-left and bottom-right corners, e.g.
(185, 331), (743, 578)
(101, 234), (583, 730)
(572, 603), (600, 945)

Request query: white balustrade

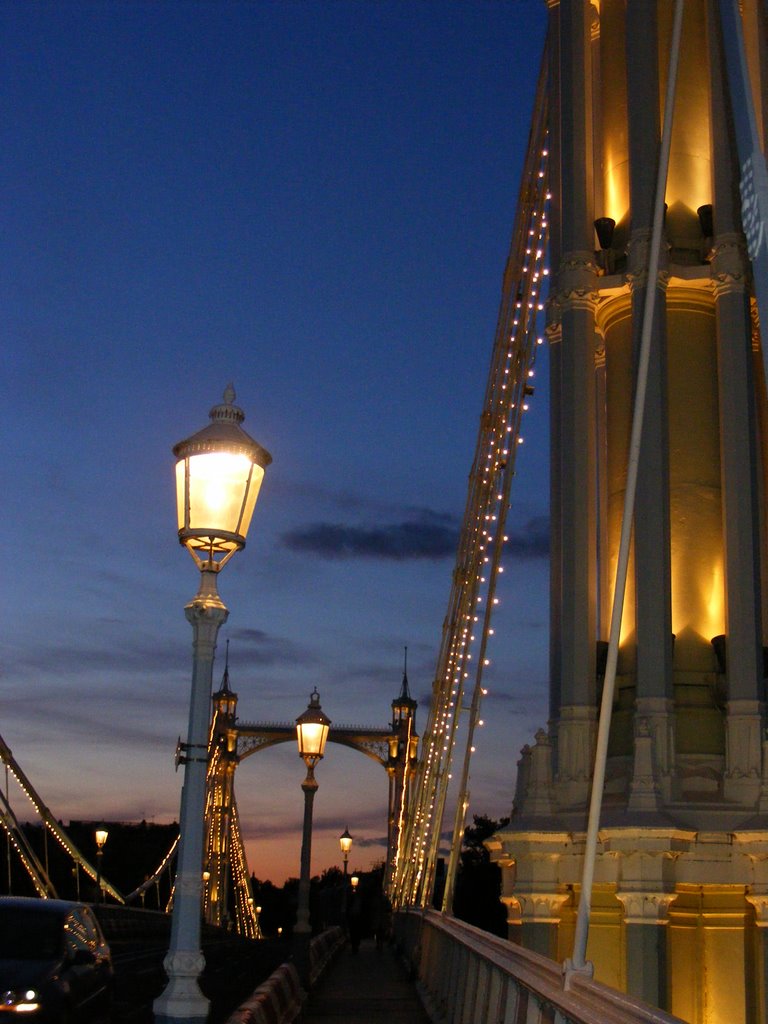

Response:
(394, 909), (684, 1024)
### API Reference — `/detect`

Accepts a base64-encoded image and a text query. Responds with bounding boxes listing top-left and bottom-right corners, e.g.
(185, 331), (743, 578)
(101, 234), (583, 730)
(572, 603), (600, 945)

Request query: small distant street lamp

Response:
(350, 875), (360, 891)
(154, 386), (271, 1024)
(339, 828), (352, 878)
(254, 902), (263, 940)
(339, 828), (353, 926)
(294, 689), (331, 986)
(94, 828), (108, 904)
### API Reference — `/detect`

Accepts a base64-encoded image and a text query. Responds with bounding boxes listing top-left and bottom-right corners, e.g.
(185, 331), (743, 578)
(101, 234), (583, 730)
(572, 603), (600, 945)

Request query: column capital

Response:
(616, 891), (678, 925)
(553, 251), (600, 313)
(546, 299), (563, 342)
(502, 895), (522, 927)
(747, 894), (768, 925)
(711, 233), (750, 296)
(626, 228), (669, 291)
(516, 891), (570, 923)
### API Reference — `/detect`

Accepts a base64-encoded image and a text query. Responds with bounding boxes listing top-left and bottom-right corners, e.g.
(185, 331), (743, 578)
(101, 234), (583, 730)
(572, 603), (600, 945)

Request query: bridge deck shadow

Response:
(298, 938), (430, 1023)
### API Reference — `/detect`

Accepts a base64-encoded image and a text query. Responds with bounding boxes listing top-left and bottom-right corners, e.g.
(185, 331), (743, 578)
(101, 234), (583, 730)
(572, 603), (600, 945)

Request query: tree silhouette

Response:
(452, 814), (509, 937)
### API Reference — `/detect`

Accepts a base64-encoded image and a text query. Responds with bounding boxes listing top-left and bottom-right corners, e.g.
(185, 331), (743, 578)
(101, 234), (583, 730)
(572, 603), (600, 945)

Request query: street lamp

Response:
(350, 875), (359, 891)
(154, 386), (271, 1024)
(95, 828), (108, 904)
(339, 828), (353, 928)
(294, 689), (331, 986)
(339, 828), (352, 878)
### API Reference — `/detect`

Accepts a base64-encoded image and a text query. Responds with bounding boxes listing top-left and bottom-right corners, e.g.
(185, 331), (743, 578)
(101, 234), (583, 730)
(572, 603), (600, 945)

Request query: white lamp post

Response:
(95, 827), (108, 905)
(154, 386), (271, 1024)
(294, 689), (331, 986)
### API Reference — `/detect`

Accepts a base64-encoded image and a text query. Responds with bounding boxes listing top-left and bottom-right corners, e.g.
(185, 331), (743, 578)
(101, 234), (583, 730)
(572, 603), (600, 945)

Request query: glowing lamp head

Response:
(174, 385), (272, 570)
(350, 875), (359, 890)
(339, 828), (353, 856)
(95, 828), (108, 850)
(296, 689), (331, 762)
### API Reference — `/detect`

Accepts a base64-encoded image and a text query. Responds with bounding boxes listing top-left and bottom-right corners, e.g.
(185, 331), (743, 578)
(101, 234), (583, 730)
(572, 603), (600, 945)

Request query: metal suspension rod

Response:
(0, 732), (124, 902)
(564, 0), (685, 982)
(393, 31), (551, 909)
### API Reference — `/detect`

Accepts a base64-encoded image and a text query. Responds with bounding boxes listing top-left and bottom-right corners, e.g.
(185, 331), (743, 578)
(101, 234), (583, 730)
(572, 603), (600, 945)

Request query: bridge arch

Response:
(202, 669), (418, 935)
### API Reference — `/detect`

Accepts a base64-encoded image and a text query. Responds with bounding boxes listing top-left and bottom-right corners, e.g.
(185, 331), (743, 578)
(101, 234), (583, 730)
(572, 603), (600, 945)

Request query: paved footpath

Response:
(298, 938), (432, 1023)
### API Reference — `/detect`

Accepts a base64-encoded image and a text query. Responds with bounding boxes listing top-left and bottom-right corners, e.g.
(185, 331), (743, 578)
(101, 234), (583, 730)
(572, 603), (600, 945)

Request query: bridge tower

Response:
(204, 652), (239, 929)
(490, 3), (768, 1022)
(387, 652), (419, 888)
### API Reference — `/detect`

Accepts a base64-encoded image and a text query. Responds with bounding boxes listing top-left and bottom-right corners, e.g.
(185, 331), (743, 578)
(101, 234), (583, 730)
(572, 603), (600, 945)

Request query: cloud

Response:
(349, 834), (387, 849)
(280, 510), (548, 564)
(225, 628), (315, 669)
(1, 636), (187, 680)
(281, 510), (458, 561)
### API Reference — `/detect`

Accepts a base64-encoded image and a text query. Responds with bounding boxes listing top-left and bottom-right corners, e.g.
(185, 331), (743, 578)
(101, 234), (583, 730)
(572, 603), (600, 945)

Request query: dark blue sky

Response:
(0, 0), (549, 883)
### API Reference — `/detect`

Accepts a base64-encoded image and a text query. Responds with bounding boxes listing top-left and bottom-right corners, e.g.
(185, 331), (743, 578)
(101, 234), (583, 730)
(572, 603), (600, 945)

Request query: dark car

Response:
(0, 896), (113, 1022)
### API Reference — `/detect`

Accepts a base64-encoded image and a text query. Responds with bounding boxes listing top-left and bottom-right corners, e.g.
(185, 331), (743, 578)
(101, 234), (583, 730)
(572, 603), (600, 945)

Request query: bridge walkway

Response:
(298, 937), (430, 1024)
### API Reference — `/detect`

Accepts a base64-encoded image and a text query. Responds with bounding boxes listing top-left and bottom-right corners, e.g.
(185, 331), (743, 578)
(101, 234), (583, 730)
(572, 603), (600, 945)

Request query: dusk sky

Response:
(1, 1), (549, 887)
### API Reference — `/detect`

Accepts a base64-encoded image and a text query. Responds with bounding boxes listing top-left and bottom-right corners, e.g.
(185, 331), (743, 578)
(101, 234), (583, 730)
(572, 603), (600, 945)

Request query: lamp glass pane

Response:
(340, 836), (352, 854)
(238, 463), (264, 538)
(186, 452), (261, 536)
(175, 461), (186, 532)
(296, 720), (329, 757)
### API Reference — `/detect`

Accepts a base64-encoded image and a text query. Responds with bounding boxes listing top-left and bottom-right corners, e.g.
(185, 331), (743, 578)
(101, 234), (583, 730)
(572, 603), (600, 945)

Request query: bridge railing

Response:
(393, 909), (683, 1024)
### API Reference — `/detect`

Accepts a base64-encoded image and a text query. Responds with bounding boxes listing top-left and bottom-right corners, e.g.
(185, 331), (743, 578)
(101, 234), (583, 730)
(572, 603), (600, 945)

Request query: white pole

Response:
(154, 569), (227, 1023)
(563, 0), (685, 984)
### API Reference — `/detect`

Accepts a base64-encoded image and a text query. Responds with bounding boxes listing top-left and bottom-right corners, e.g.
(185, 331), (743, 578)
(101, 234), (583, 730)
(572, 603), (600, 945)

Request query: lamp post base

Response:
(153, 950), (209, 1024)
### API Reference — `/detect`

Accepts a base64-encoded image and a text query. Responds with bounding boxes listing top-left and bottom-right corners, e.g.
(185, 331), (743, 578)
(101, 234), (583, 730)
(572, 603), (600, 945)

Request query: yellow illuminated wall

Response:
(669, 887), (749, 1024)
(597, 0), (722, 735)
(659, 1), (712, 245)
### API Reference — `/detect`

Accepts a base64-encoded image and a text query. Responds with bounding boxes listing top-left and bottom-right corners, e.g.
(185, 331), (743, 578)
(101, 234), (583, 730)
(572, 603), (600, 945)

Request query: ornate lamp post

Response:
(294, 689), (331, 986)
(154, 386), (271, 1024)
(94, 827), (108, 904)
(339, 828), (353, 928)
(339, 828), (352, 878)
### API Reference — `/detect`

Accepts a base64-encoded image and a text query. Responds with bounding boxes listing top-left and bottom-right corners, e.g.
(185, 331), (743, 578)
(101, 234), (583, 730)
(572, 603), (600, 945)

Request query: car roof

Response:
(0, 896), (89, 916)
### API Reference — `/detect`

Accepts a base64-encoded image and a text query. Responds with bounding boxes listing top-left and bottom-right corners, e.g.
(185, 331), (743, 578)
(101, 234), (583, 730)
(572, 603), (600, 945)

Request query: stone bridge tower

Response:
(490, 3), (768, 1022)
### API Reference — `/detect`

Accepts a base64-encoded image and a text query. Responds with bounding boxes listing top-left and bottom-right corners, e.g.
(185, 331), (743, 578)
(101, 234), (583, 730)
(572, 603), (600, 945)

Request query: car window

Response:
(0, 906), (64, 959)
(65, 910), (92, 955)
(79, 907), (104, 949)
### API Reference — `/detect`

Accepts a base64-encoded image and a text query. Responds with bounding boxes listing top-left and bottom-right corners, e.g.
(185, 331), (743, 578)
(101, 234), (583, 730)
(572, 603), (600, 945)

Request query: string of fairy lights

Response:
(0, 732), (124, 902)
(202, 694), (260, 936)
(0, 665), (257, 935)
(230, 802), (261, 938)
(392, 38), (551, 909)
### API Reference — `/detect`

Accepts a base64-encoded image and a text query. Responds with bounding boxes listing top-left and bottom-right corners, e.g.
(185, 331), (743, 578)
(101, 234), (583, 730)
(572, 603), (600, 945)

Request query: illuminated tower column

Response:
(549, 0), (599, 810)
(625, 0), (674, 796)
(706, 0), (765, 803)
(493, 2), (768, 1019)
